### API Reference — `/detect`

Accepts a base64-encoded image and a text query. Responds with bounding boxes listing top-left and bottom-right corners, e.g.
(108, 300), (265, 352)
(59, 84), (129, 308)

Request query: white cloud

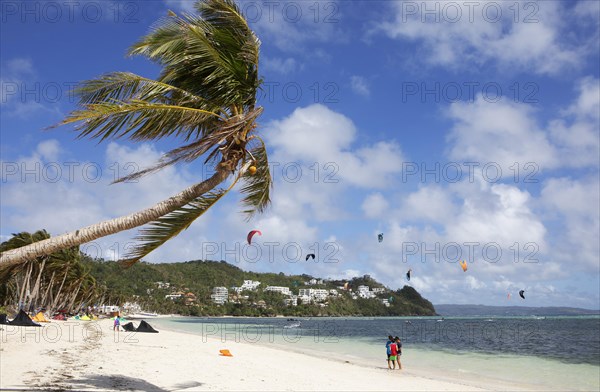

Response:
(1, 58), (34, 105)
(446, 96), (557, 171)
(350, 75), (370, 97)
(375, 1), (594, 74)
(263, 57), (298, 74)
(361, 192), (389, 218)
(401, 185), (456, 223)
(540, 177), (600, 271)
(247, 0), (346, 53)
(447, 78), (600, 172)
(267, 104), (406, 188)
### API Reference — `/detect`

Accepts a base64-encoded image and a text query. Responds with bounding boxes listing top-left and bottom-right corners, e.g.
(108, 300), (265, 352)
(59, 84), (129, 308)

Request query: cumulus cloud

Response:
(361, 192), (389, 219)
(267, 104), (406, 188)
(446, 96), (557, 171)
(374, 1), (594, 74)
(540, 177), (600, 271)
(446, 78), (600, 172)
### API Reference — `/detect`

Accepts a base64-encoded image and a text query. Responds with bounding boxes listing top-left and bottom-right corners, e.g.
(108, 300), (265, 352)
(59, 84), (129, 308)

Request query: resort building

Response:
(165, 292), (183, 300)
(357, 286), (375, 299)
(265, 286), (292, 296)
(313, 289), (329, 302)
(211, 287), (229, 304)
(241, 280), (261, 291)
(298, 288), (314, 297)
(155, 281), (171, 289)
(284, 295), (298, 306)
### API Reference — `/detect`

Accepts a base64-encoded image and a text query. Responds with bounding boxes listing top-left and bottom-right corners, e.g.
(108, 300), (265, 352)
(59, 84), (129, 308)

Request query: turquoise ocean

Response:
(149, 316), (600, 391)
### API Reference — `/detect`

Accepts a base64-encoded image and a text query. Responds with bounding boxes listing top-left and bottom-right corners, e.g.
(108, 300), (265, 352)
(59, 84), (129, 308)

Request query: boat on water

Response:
(284, 322), (301, 329)
(126, 312), (159, 319)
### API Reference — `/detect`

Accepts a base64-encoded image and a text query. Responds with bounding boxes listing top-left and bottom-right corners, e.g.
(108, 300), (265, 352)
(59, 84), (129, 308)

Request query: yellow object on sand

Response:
(80, 315), (91, 321)
(32, 312), (49, 322)
(219, 349), (233, 357)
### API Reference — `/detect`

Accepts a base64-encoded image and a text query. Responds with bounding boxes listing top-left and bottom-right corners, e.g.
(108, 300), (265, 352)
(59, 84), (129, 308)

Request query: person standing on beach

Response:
(386, 335), (394, 369)
(114, 315), (120, 331)
(394, 337), (402, 370)
(389, 337), (398, 370)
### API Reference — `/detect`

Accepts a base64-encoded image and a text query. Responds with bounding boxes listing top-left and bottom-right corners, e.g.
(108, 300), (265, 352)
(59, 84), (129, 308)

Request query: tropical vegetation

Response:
(0, 231), (105, 316)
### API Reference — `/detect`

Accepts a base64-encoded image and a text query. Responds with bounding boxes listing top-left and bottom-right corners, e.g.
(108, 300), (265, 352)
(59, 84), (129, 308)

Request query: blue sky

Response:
(1, 0), (599, 309)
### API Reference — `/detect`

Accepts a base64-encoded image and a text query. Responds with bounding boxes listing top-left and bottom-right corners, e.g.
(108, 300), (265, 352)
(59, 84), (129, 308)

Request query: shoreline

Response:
(5, 317), (598, 391)
(0, 318), (524, 391)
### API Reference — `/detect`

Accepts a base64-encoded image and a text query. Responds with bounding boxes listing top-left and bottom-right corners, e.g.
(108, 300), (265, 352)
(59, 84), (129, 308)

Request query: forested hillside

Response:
(84, 257), (436, 317)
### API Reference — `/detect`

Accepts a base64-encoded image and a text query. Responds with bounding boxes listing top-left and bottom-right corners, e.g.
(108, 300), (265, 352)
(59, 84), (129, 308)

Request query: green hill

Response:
(84, 257), (436, 317)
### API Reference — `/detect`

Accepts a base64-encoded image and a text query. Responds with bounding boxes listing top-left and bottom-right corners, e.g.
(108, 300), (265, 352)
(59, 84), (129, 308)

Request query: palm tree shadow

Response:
(64, 374), (203, 391)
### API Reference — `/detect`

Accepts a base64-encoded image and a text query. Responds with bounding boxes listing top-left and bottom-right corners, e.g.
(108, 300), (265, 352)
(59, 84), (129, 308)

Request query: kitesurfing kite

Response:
(406, 269), (412, 281)
(306, 253), (315, 261)
(247, 230), (261, 245)
(519, 290), (525, 299)
(459, 260), (468, 272)
(378, 233), (383, 243)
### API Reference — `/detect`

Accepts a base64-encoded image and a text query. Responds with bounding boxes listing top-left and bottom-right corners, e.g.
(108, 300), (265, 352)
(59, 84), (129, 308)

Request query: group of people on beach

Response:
(386, 335), (402, 370)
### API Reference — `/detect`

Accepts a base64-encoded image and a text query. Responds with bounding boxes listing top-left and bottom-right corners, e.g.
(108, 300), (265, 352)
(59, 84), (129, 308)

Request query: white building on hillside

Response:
(313, 289), (328, 302)
(298, 288), (313, 297)
(284, 295), (298, 306)
(241, 280), (261, 291)
(265, 286), (292, 296)
(211, 287), (229, 304)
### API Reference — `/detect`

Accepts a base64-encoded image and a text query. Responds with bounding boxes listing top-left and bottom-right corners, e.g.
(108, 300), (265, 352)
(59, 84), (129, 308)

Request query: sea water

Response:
(149, 316), (600, 391)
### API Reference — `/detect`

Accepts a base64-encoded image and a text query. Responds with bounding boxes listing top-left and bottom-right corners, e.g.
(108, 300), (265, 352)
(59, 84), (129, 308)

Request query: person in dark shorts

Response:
(394, 336), (402, 370)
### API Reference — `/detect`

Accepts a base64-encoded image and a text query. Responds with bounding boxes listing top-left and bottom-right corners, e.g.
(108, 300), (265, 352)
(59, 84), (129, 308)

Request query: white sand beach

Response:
(1, 319), (539, 391)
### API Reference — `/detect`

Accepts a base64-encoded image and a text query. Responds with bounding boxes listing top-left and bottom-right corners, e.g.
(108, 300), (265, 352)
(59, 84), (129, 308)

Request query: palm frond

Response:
(74, 72), (214, 109)
(129, 0), (260, 109)
(119, 189), (228, 266)
(51, 100), (224, 142)
(239, 137), (272, 220)
(112, 106), (263, 183)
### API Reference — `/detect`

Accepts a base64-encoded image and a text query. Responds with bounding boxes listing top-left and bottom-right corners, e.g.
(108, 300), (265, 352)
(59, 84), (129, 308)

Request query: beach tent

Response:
(122, 322), (136, 332)
(32, 312), (50, 323)
(0, 314), (8, 325)
(79, 315), (91, 321)
(10, 310), (41, 327)
(136, 320), (159, 333)
(53, 313), (66, 320)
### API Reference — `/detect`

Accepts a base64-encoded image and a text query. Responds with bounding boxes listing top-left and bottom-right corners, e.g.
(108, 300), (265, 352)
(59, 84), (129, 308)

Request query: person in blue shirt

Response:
(385, 335), (394, 369)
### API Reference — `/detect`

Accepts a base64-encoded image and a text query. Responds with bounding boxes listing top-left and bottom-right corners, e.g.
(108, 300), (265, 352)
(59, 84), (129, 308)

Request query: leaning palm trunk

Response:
(28, 259), (46, 308)
(17, 262), (34, 310)
(67, 281), (84, 312)
(49, 266), (70, 312)
(0, 169), (229, 267)
(42, 272), (55, 312)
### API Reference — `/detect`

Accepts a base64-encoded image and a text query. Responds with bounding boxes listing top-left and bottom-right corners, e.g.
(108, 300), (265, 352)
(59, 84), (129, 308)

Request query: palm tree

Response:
(0, 0), (271, 268)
